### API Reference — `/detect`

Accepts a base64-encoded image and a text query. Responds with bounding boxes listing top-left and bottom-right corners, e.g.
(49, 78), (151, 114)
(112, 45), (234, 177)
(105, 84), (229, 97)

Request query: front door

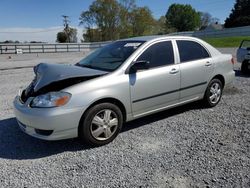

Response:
(129, 40), (181, 117)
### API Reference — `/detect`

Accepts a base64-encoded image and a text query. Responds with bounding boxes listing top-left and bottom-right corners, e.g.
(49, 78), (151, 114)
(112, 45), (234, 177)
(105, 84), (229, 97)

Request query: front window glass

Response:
(137, 41), (174, 68)
(77, 41), (144, 72)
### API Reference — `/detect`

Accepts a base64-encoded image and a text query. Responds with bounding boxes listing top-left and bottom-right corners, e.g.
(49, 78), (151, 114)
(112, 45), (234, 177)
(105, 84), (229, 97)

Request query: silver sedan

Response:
(13, 36), (235, 146)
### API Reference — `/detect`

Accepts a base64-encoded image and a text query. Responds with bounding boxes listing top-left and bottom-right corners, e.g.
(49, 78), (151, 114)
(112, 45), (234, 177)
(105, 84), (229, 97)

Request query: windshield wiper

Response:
(76, 63), (95, 69)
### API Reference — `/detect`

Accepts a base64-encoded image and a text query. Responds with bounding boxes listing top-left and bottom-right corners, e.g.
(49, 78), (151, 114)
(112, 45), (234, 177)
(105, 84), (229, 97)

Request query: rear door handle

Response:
(205, 61), (212, 66)
(170, 68), (179, 74)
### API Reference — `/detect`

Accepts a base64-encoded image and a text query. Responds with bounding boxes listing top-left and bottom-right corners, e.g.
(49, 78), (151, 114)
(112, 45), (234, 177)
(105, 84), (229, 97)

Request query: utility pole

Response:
(62, 15), (70, 42)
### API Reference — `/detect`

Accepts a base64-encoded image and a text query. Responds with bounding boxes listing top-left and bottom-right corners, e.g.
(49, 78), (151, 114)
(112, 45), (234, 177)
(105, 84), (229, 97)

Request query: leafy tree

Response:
(118, 0), (136, 38)
(79, 11), (97, 42)
(79, 11), (95, 30)
(57, 32), (67, 43)
(67, 28), (78, 43)
(57, 15), (78, 43)
(130, 7), (155, 36)
(224, 0), (250, 28)
(57, 28), (77, 43)
(200, 12), (220, 30)
(80, 0), (120, 41)
(83, 28), (102, 42)
(200, 12), (212, 30)
(79, 0), (156, 41)
(165, 4), (201, 32)
(151, 16), (165, 35)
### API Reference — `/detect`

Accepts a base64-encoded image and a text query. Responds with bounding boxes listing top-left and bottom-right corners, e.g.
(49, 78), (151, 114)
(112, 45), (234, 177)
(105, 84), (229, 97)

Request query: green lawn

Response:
(202, 36), (250, 48)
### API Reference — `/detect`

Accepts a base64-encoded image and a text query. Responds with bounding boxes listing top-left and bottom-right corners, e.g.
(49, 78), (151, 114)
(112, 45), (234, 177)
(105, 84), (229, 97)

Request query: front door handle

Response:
(205, 61), (212, 66)
(170, 68), (179, 74)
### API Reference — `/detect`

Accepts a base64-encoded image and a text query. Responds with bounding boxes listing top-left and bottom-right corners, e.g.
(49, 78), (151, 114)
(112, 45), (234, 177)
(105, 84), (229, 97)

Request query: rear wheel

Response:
(79, 103), (123, 146)
(203, 79), (223, 107)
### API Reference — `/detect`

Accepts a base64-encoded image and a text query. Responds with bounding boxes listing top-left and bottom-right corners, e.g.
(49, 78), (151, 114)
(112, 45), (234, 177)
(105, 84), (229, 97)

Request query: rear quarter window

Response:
(177, 40), (210, 63)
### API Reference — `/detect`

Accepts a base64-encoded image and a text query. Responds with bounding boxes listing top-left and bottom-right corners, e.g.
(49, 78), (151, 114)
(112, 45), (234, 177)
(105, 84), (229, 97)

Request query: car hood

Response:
(32, 63), (108, 92)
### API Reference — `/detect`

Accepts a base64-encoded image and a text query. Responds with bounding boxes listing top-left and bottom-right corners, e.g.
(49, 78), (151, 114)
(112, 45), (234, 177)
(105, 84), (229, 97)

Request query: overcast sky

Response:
(0, 0), (235, 42)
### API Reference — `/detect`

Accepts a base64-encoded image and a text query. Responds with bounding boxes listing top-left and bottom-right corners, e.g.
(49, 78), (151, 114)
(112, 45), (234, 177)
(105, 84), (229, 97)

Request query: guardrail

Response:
(0, 41), (111, 54)
(170, 25), (250, 38)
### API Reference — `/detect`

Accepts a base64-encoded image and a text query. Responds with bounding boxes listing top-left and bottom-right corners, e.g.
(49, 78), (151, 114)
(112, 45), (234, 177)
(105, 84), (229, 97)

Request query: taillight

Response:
(231, 57), (235, 64)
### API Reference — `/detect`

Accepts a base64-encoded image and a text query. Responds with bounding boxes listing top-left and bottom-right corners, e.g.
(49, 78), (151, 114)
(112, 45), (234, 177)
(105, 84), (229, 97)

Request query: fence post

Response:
(42, 44), (44, 53)
(78, 44), (80, 52)
(29, 45), (31, 53)
(0, 45), (2, 54)
(15, 45), (17, 54)
(55, 44), (57, 52)
(67, 44), (69, 52)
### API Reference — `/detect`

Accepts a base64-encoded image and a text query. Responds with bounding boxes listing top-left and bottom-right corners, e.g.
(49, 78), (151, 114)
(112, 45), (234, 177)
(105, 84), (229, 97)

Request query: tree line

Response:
(57, 0), (250, 43)
(78, 0), (205, 42)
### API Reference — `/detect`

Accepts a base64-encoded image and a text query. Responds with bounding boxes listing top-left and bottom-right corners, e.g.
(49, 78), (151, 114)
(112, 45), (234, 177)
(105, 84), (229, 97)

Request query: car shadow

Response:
(0, 118), (89, 160)
(123, 101), (204, 132)
(0, 102), (205, 160)
(235, 70), (250, 78)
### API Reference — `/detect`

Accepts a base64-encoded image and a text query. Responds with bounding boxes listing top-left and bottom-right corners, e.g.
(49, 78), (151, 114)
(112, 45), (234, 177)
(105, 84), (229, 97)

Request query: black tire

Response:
(203, 79), (223, 107)
(79, 103), (123, 146)
(241, 60), (249, 74)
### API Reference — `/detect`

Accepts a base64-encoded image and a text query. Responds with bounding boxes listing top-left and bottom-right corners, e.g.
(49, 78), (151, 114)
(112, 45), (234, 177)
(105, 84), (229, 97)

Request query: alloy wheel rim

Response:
(209, 82), (221, 104)
(90, 109), (118, 141)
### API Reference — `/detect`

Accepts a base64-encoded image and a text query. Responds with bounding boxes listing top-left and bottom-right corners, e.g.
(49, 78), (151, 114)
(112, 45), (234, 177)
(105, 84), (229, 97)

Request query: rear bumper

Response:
(13, 96), (85, 140)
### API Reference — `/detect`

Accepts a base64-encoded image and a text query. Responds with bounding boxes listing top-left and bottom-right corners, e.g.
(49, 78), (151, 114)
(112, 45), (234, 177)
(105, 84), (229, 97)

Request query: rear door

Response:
(129, 40), (180, 117)
(175, 40), (213, 101)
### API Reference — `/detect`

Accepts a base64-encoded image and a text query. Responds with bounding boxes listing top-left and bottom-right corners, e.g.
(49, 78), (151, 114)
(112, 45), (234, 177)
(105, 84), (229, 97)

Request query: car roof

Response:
(120, 35), (221, 56)
(121, 35), (198, 42)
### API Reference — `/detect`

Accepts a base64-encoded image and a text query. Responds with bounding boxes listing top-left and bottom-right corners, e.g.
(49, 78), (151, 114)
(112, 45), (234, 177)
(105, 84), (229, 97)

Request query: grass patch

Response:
(202, 36), (250, 48)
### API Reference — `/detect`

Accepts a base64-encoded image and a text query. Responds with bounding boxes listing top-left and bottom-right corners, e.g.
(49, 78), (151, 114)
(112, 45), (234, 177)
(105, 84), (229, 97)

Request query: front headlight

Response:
(31, 92), (71, 108)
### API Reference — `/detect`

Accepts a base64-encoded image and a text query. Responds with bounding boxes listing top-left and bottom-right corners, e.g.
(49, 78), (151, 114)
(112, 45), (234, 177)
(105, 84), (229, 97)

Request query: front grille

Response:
(35, 129), (53, 136)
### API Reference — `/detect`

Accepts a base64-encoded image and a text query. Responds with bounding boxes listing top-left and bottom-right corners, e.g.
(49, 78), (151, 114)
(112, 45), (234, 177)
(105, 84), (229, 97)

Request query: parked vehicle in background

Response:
(237, 40), (250, 73)
(13, 36), (235, 146)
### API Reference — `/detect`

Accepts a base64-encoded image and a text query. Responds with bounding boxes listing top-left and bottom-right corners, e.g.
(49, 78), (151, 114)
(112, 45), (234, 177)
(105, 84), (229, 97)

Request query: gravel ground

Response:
(0, 50), (249, 187)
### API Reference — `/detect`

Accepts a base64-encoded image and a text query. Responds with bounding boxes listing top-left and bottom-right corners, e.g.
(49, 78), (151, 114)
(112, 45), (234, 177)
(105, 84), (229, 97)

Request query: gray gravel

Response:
(0, 50), (249, 187)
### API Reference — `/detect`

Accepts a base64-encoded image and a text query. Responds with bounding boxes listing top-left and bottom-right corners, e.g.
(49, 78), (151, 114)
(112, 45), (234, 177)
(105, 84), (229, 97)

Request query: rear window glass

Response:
(177, 40), (210, 62)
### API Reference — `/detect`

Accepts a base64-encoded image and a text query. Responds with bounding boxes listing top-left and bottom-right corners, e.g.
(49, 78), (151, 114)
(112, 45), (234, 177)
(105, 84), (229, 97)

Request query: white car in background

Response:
(237, 40), (250, 73)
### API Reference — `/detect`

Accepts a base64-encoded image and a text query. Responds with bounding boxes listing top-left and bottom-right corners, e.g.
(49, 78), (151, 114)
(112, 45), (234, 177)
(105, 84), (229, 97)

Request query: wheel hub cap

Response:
(90, 109), (118, 141)
(209, 83), (221, 104)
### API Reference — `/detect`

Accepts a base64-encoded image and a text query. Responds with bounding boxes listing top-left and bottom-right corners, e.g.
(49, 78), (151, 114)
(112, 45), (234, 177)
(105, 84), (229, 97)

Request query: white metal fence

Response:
(1, 26), (249, 54)
(0, 41), (111, 54)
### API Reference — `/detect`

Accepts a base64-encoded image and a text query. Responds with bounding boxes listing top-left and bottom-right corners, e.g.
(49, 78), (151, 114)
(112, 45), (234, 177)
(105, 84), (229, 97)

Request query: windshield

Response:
(77, 41), (144, 72)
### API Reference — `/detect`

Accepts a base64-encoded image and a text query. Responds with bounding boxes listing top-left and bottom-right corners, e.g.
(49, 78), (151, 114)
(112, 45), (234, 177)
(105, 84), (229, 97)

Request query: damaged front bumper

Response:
(13, 96), (85, 140)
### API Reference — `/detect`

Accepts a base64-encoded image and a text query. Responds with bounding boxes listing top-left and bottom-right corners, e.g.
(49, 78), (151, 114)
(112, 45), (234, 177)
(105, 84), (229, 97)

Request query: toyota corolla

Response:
(13, 36), (235, 146)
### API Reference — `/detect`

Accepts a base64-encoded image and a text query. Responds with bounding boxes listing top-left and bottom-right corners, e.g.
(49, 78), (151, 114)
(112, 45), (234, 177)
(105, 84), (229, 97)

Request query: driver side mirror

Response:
(125, 60), (150, 74)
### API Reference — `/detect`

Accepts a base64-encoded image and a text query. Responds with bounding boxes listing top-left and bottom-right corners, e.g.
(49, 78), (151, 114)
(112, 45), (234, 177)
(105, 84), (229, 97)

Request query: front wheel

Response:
(203, 79), (223, 107)
(79, 103), (123, 146)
